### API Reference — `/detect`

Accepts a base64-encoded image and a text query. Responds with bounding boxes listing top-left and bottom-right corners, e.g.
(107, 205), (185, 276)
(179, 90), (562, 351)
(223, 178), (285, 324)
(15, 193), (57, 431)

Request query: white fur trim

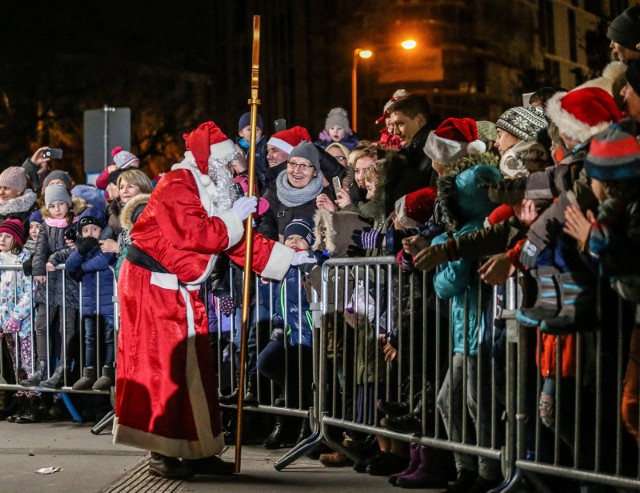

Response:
(150, 272), (180, 290)
(546, 92), (613, 143)
(260, 241), (294, 281)
(216, 208), (244, 249)
(210, 139), (235, 160)
(266, 137), (293, 154)
(466, 140), (486, 156)
(423, 131), (463, 165)
(172, 160), (220, 217)
(576, 61), (626, 94)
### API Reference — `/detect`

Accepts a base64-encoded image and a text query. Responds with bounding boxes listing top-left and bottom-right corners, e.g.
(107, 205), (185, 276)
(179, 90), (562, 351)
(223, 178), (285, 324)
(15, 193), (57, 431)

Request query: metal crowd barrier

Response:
(0, 264), (118, 405)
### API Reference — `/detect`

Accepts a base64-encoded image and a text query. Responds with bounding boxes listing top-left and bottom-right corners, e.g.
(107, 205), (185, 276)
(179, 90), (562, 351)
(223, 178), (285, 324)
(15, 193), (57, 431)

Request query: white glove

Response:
(291, 251), (317, 266)
(232, 196), (257, 220)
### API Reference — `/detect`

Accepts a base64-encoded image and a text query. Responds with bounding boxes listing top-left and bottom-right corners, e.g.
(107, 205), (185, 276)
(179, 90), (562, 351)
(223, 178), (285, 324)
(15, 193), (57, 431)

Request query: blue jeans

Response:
(84, 315), (114, 367)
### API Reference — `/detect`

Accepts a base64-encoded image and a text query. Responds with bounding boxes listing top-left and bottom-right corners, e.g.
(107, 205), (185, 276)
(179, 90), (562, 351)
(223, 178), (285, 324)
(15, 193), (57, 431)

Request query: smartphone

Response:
(43, 148), (63, 159)
(274, 119), (287, 133)
(63, 226), (77, 242)
(332, 176), (342, 193)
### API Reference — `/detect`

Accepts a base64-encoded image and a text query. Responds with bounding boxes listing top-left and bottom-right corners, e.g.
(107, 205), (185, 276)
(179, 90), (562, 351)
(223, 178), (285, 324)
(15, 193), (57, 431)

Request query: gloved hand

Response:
(218, 295), (235, 317)
(396, 250), (415, 272)
(291, 251), (317, 266)
(76, 237), (99, 256)
(232, 196), (258, 220)
(518, 240), (539, 269)
(346, 244), (365, 258)
(4, 318), (21, 334)
(414, 243), (449, 272)
(351, 227), (383, 250)
(313, 250), (331, 266)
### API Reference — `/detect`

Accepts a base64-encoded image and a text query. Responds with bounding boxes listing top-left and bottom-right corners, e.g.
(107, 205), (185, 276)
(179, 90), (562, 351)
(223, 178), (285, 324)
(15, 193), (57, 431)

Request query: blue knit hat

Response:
(585, 125), (640, 181)
(284, 217), (315, 246)
(238, 112), (263, 132)
(28, 209), (43, 224)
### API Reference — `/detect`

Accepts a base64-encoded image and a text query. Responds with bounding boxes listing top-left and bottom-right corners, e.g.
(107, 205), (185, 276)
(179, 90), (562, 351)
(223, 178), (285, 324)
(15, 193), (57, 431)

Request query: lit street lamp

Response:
(351, 41), (416, 134)
(352, 48), (372, 133)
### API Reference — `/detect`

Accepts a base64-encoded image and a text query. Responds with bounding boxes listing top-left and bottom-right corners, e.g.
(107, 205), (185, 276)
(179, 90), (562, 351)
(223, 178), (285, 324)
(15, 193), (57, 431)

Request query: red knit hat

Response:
(394, 186), (437, 228)
(183, 121), (237, 175)
(0, 218), (25, 248)
(267, 126), (312, 154)
(423, 118), (486, 165)
(376, 89), (410, 124)
(545, 87), (623, 144)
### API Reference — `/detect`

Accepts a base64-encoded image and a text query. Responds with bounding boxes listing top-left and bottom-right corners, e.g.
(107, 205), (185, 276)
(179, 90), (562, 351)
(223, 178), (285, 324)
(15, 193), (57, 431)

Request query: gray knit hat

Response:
(495, 106), (547, 142)
(325, 107), (351, 132)
(44, 183), (72, 208)
(43, 169), (72, 190)
(289, 141), (320, 170)
(607, 6), (640, 52)
(0, 166), (28, 194)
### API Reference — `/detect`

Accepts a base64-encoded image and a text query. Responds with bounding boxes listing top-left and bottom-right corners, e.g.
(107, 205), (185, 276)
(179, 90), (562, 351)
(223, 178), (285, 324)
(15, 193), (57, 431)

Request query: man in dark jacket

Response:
(384, 94), (437, 215)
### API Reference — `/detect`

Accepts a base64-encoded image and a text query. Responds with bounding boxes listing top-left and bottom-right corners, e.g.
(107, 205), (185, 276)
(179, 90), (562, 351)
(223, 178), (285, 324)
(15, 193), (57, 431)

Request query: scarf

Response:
(275, 170), (324, 208)
(0, 189), (37, 215)
(44, 217), (69, 228)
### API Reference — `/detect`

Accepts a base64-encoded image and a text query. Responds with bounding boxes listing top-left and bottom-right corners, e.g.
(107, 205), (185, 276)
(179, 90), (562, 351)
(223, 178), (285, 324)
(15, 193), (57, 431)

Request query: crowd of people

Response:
(1, 6), (640, 491)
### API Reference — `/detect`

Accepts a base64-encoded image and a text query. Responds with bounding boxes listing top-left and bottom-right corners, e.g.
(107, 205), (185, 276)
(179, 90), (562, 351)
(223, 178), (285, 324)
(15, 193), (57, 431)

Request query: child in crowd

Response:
(66, 214), (116, 391)
(95, 146), (140, 192)
(236, 111), (268, 189)
(432, 165), (503, 493)
(21, 184), (87, 388)
(257, 217), (316, 448)
(0, 219), (33, 382)
(316, 107), (360, 150)
(22, 210), (42, 276)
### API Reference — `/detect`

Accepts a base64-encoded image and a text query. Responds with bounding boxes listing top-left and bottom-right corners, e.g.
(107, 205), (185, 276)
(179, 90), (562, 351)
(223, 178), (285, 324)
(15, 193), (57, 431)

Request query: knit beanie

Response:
(289, 141), (320, 170)
(545, 86), (623, 143)
(77, 214), (104, 233)
(0, 166), (28, 194)
(584, 125), (640, 181)
(44, 184), (72, 208)
(476, 121), (498, 145)
(111, 146), (139, 169)
(495, 106), (547, 142)
(267, 126), (312, 154)
(607, 6), (640, 52)
(0, 218), (25, 248)
(28, 209), (43, 224)
(423, 118), (486, 165)
(238, 112), (263, 131)
(284, 217), (315, 246)
(325, 107), (351, 132)
(43, 169), (72, 190)
(626, 59), (640, 95)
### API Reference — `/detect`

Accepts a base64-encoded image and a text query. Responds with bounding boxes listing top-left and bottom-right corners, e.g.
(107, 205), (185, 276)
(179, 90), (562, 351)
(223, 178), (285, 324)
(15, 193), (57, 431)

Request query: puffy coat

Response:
(65, 226), (116, 317)
(432, 166), (503, 355)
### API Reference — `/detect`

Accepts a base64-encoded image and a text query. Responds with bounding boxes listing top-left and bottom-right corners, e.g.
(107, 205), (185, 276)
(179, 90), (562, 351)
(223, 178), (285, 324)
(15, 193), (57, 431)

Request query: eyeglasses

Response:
(287, 160), (315, 171)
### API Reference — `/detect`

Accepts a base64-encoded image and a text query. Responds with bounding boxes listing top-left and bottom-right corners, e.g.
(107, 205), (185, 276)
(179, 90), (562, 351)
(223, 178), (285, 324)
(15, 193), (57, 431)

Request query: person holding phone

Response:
(21, 146), (61, 192)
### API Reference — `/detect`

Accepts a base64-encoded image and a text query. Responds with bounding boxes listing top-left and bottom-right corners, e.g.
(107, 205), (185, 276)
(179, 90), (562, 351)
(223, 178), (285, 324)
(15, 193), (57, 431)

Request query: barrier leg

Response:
(91, 409), (115, 435)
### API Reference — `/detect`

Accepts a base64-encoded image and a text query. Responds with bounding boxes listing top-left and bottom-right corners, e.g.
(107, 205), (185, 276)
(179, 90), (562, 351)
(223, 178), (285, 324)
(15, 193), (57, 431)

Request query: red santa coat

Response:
(113, 163), (292, 459)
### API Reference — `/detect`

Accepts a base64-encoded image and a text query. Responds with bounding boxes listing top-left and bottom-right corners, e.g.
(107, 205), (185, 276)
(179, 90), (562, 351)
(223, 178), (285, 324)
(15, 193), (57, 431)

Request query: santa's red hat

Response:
(394, 186), (437, 229)
(545, 86), (623, 144)
(183, 121), (237, 175)
(267, 126), (312, 154)
(423, 118), (486, 165)
(376, 89), (410, 124)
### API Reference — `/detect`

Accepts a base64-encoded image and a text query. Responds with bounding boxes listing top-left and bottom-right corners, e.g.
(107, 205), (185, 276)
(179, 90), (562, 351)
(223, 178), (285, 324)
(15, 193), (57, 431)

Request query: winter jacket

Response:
(0, 250), (32, 339)
(65, 227), (116, 317)
(21, 158), (49, 193)
(537, 332), (576, 378)
(237, 134), (268, 191)
(315, 131), (360, 151)
(267, 265), (313, 347)
(432, 166), (503, 356)
(115, 193), (149, 279)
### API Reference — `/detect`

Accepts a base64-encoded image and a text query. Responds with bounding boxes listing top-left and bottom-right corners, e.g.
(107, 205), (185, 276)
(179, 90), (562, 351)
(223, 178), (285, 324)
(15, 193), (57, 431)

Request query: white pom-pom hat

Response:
(423, 117), (486, 166)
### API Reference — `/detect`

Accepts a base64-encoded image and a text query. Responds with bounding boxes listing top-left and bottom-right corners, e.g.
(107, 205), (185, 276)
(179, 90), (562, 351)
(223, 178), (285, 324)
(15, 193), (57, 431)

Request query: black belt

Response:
(126, 244), (170, 275)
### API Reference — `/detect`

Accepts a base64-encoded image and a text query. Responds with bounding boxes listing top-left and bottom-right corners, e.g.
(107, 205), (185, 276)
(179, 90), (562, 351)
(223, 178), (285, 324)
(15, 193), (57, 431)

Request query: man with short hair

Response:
(384, 94), (436, 215)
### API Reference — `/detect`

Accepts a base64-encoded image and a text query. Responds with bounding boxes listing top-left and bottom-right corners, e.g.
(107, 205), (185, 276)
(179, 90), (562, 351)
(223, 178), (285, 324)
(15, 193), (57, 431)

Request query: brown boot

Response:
(148, 452), (193, 479)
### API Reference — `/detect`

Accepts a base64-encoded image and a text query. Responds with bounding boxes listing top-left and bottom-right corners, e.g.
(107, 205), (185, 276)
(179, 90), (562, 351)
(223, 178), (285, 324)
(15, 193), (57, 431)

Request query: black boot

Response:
(243, 373), (259, 406)
(263, 414), (288, 449)
(148, 452), (193, 479)
(19, 360), (47, 387)
(40, 361), (65, 389)
(219, 372), (240, 405)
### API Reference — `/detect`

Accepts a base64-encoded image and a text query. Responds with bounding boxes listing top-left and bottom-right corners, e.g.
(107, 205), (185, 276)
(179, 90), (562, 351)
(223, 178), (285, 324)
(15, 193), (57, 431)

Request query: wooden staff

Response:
(234, 14), (261, 473)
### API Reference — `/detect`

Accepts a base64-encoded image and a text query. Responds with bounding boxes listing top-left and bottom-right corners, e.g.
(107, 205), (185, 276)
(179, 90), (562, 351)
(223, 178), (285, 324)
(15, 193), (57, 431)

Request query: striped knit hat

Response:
(495, 106), (547, 142)
(585, 125), (640, 181)
(284, 217), (315, 247)
(0, 218), (25, 248)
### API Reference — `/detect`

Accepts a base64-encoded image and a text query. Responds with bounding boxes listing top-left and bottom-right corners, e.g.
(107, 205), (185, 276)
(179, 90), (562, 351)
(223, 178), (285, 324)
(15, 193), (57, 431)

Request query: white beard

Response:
(206, 156), (234, 214)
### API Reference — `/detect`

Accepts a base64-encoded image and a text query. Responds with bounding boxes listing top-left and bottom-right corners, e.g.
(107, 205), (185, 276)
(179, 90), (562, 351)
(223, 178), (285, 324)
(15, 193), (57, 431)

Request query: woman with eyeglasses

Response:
(267, 141), (335, 243)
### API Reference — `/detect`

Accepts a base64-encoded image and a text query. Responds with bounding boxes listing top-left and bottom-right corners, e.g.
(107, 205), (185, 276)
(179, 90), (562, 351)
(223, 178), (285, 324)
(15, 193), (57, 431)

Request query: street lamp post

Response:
(351, 41), (416, 134)
(352, 48), (372, 134)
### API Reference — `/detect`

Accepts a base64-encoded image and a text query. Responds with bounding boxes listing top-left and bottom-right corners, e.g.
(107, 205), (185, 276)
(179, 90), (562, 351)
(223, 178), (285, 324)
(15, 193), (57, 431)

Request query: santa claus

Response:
(113, 121), (313, 479)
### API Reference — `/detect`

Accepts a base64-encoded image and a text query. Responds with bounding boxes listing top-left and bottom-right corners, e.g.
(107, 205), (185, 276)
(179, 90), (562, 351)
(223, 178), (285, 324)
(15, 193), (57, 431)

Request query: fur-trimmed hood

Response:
(120, 193), (150, 230)
(447, 151), (499, 176)
(312, 209), (370, 258)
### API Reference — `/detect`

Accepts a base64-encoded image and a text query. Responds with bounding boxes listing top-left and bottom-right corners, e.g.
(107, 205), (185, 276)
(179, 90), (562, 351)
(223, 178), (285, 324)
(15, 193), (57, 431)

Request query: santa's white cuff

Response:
(216, 209), (244, 249)
(261, 242), (294, 281)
